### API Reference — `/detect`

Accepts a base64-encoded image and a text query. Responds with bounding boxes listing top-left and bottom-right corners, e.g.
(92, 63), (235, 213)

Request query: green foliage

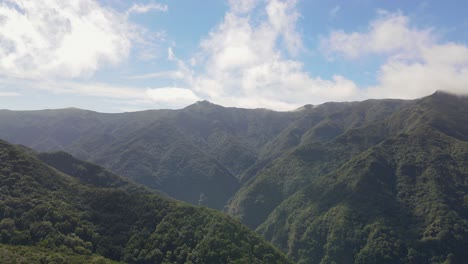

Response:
(257, 127), (468, 263)
(0, 244), (118, 263)
(0, 140), (292, 263)
(0, 103), (295, 210)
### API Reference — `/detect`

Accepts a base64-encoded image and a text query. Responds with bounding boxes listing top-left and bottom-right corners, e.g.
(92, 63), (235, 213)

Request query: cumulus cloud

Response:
(323, 10), (468, 99)
(322, 11), (434, 60)
(5, 0), (465, 111)
(174, 0), (358, 110)
(366, 43), (468, 98)
(127, 3), (168, 15)
(0, 0), (134, 79)
(228, 0), (259, 14)
(0, 0), (174, 109)
(146, 87), (200, 107)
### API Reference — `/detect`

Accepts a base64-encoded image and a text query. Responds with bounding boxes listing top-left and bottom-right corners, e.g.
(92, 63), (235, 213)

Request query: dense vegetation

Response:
(0, 102), (294, 210)
(0, 244), (117, 264)
(1, 91), (467, 263)
(258, 128), (468, 263)
(0, 140), (292, 263)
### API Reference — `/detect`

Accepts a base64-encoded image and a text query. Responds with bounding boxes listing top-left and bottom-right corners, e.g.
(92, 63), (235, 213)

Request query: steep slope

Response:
(85, 120), (240, 210)
(227, 99), (409, 228)
(0, 139), (293, 263)
(173, 101), (296, 176)
(257, 127), (468, 263)
(37, 151), (133, 189)
(258, 99), (407, 161)
(224, 92), (468, 263)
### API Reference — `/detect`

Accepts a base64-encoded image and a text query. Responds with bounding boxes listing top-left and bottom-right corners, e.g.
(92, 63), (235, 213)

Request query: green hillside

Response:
(0, 244), (118, 264)
(258, 127), (468, 263)
(227, 99), (408, 228)
(0, 140), (292, 263)
(239, 92), (468, 263)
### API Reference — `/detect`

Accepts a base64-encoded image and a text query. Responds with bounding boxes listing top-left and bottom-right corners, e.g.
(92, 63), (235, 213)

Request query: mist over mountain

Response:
(1, 91), (467, 263)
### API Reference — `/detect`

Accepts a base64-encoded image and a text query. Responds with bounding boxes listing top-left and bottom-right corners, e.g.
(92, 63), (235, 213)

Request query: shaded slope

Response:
(0, 108), (170, 154)
(175, 101), (296, 176)
(37, 151), (133, 189)
(88, 120), (239, 210)
(0, 139), (293, 264)
(0, 103), (296, 210)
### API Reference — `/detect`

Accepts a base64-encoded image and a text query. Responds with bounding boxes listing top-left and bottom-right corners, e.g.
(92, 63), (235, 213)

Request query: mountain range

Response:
(0, 91), (467, 263)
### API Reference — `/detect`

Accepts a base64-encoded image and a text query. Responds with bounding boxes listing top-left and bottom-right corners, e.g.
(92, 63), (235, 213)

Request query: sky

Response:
(0, 0), (467, 112)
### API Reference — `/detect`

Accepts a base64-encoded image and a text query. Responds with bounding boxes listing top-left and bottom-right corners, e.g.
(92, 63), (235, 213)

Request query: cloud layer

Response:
(146, 3), (468, 110)
(323, 10), (468, 99)
(170, 0), (359, 110)
(0, 0), (132, 79)
(127, 3), (168, 15)
(1, 0), (467, 111)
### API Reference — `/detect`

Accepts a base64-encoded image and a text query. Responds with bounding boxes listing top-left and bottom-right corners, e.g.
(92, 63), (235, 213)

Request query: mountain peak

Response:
(294, 104), (315, 111)
(185, 100), (223, 110)
(428, 90), (468, 99)
(431, 90), (456, 97)
(422, 90), (468, 105)
(196, 100), (214, 105)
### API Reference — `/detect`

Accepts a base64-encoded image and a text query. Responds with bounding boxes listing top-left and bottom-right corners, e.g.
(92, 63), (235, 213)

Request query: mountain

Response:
(258, 127), (468, 263)
(1, 91), (467, 263)
(227, 98), (408, 228)
(0, 139), (293, 263)
(234, 92), (468, 263)
(0, 103), (295, 210)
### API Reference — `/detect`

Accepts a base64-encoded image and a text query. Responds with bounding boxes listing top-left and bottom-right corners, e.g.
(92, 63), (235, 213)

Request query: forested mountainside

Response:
(0, 140), (292, 263)
(0, 101), (295, 210)
(1, 91), (467, 263)
(233, 92), (468, 263)
(0, 98), (407, 209)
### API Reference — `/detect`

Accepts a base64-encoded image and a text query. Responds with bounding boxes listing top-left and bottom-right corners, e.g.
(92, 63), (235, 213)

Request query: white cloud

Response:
(2, 77), (202, 110)
(0, 0), (132, 79)
(0, 91), (20, 96)
(228, 0), (260, 14)
(146, 87), (200, 107)
(127, 3), (168, 15)
(266, 0), (302, 55)
(322, 11), (468, 99)
(1, 77), (157, 105)
(127, 70), (186, 80)
(15, 79), (150, 100)
(366, 43), (468, 98)
(322, 11), (433, 59)
(177, 0), (358, 110)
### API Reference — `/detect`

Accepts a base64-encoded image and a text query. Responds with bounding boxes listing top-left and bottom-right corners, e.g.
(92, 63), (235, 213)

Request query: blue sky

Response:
(0, 0), (467, 112)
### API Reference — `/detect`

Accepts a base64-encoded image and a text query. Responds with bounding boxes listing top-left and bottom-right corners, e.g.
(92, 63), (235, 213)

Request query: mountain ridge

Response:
(0, 91), (467, 263)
